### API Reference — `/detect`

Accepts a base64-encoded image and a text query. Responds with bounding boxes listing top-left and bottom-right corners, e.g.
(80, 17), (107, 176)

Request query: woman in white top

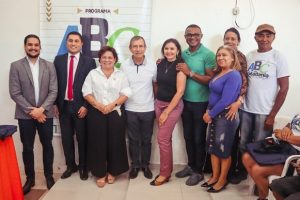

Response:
(82, 46), (132, 188)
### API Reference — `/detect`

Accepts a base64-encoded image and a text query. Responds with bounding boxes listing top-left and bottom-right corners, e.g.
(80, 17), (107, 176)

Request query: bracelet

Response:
(238, 96), (244, 104)
(189, 71), (195, 78)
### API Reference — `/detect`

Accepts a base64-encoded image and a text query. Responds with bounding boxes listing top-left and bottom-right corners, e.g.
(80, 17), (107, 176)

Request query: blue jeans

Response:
(182, 100), (208, 173)
(126, 110), (155, 168)
(239, 110), (273, 152)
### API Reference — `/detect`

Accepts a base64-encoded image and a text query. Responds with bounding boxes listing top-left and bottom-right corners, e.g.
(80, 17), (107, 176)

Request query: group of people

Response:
(9, 23), (299, 200)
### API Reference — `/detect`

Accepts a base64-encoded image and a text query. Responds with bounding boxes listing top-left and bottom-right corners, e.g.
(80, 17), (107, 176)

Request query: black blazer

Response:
(54, 53), (96, 112)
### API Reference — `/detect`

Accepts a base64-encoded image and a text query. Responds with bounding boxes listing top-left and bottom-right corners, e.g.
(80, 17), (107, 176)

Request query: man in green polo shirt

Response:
(175, 24), (215, 186)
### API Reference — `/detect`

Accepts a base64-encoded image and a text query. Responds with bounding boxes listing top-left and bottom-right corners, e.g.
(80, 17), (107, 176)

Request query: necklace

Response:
(165, 61), (175, 73)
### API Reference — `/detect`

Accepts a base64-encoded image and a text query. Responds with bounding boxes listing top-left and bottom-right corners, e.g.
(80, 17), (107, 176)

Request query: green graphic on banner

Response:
(108, 27), (140, 67)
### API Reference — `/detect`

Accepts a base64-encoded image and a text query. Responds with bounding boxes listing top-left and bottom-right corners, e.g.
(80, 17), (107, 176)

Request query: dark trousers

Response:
(126, 110), (155, 168)
(182, 101), (210, 173)
(18, 118), (53, 179)
(59, 101), (86, 169)
(228, 125), (246, 177)
(181, 100), (210, 173)
(87, 107), (129, 178)
(270, 176), (300, 200)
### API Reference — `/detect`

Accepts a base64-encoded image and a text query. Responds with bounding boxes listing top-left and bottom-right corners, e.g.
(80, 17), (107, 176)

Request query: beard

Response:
(26, 51), (40, 59)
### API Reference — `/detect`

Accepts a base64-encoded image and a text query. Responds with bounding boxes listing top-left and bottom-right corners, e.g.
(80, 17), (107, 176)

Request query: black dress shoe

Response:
(129, 168), (139, 179)
(142, 167), (153, 179)
(79, 169), (88, 180)
(46, 176), (55, 189)
(207, 182), (228, 193)
(229, 171), (248, 184)
(23, 178), (35, 195)
(61, 167), (78, 179)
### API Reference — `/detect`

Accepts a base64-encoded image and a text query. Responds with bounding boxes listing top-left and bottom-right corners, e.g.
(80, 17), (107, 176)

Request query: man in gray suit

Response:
(9, 34), (58, 194)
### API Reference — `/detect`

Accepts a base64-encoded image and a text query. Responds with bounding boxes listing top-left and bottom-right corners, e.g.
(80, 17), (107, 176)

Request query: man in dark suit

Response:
(9, 34), (58, 194)
(54, 31), (96, 180)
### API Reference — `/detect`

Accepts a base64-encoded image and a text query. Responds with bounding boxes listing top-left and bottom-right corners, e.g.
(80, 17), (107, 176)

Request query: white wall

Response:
(1, 0), (300, 172)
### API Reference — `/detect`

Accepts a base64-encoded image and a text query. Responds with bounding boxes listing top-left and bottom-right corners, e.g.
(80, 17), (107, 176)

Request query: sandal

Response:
(107, 174), (116, 184)
(96, 177), (106, 188)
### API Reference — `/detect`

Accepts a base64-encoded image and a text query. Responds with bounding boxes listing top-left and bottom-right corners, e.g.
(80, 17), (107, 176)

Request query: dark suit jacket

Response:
(9, 57), (58, 119)
(54, 53), (96, 112)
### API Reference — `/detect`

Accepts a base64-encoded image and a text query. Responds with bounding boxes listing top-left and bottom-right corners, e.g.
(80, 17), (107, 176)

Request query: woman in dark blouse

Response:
(150, 38), (186, 186)
(223, 27), (248, 118)
(223, 27), (248, 184)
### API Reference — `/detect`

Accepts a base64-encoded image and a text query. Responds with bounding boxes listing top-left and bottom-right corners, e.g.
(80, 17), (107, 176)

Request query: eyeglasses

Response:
(185, 33), (202, 38)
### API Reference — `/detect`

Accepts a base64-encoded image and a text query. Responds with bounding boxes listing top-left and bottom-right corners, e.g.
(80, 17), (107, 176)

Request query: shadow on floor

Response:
(24, 189), (47, 200)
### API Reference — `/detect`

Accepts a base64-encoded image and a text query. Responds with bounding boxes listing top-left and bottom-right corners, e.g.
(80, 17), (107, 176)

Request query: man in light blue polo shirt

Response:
(175, 24), (215, 186)
(121, 36), (157, 179)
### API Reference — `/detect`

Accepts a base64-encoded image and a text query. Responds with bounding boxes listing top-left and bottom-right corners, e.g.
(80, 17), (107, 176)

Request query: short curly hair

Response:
(98, 46), (118, 63)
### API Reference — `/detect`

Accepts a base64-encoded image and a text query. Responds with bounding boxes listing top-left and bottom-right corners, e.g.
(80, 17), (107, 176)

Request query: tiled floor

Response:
(21, 165), (274, 200)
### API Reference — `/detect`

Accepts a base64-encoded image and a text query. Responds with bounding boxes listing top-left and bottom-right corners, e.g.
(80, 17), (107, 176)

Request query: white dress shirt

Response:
(27, 57), (40, 105)
(82, 67), (132, 111)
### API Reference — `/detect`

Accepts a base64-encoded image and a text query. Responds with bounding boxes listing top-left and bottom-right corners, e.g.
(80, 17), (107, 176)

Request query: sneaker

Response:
(175, 166), (193, 178)
(185, 173), (204, 186)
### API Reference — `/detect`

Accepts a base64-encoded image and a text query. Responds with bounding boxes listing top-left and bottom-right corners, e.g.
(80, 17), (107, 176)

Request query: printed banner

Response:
(40, 0), (152, 62)
(40, 0), (152, 134)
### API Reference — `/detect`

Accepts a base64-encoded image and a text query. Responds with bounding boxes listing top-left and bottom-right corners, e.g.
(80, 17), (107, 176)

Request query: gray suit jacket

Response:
(9, 57), (58, 119)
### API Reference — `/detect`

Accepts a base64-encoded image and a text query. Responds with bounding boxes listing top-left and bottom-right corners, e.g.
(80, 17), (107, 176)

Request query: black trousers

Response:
(228, 125), (246, 177)
(181, 100), (210, 173)
(59, 101), (87, 169)
(18, 118), (53, 179)
(87, 106), (129, 178)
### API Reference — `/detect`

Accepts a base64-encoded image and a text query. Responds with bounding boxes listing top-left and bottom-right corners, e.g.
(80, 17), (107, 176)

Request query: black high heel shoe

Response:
(201, 181), (217, 188)
(207, 182), (228, 193)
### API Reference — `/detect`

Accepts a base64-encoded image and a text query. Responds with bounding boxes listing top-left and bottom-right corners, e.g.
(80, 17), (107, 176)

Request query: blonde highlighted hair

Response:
(215, 45), (241, 72)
